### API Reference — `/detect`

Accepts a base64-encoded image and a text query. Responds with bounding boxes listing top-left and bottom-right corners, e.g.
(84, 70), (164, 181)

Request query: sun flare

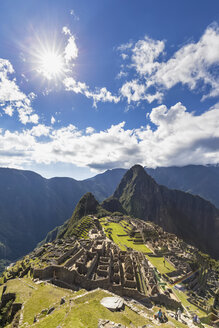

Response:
(38, 51), (64, 80)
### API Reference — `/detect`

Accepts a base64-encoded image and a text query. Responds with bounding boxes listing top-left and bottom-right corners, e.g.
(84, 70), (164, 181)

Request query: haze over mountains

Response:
(0, 164), (218, 264)
(0, 167), (125, 261)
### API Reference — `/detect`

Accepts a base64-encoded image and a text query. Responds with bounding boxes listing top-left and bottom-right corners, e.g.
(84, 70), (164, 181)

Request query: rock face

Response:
(114, 165), (219, 259)
(101, 197), (127, 214)
(68, 192), (100, 223)
(146, 165), (219, 209)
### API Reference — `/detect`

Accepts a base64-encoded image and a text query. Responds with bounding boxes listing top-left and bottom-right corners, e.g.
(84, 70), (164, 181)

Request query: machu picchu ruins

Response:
(1, 211), (219, 327)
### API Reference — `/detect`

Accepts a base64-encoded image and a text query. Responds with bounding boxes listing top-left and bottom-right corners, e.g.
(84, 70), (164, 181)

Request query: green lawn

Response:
(101, 220), (175, 275)
(146, 255), (175, 274)
(31, 289), (150, 328)
(4, 278), (74, 326)
(101, 221), (151, 253)
(1, 278), (155, 328)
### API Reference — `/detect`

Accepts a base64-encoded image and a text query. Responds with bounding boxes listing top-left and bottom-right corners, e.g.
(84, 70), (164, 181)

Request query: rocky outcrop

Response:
(101, 197), (127, 214)
(114, 165), (219, 259)
(57, 193), (109, 238)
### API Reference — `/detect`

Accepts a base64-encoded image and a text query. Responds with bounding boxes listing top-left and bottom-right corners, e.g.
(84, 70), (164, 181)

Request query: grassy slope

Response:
(1, 278), (190, 328)
(2, 279), (153, 328)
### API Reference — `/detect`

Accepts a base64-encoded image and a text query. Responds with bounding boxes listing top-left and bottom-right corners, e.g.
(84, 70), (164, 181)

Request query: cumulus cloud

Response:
(63, 77), (120, 107)
(120, 80), (163, 104)
(85, 127), (95, 134)
(62, 26), (78, 63)
(119, 24), (219, 103)
(131, 36), (165, 75)
(30, 124), (51, 137)
(0, 59), (38, 124)
(0, 103), (218, 171)
(152, 24), (219, 99)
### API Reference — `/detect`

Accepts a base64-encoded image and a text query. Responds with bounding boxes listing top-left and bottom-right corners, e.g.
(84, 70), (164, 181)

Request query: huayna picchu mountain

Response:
(146, 164), (219, 209)
(113, 165), (219, 259)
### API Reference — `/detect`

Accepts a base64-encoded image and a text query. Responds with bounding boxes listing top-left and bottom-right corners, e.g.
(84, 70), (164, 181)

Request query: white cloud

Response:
(0, 103), (218, 171)
(121, 53), (128, 60)
(62, 26), (71, 36)
(62, 26), (78, 63)
(51, 116), (56, 125)
(136, 102), (219, 167)
(120, 80), (163, 104)
(30, 124), (51, 137)
(116, 71), (128, 79)
(3, 106), (14, 117)
(64, 35), (78, 63)
(0, 58), (38, 124)
(63, 77), (120, 107)
(131, 36), (165, 75)
(119, 24), (219, 103)
(117, 42), (133, 51)
(85, 127), (95, 134)
(152, 24), (219, 99)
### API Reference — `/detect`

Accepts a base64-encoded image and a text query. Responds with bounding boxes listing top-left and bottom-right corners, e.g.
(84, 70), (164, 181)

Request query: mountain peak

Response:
(70, 192), (99, 222)
(113, 165), (219, 259)
(113, 164), (157, 200)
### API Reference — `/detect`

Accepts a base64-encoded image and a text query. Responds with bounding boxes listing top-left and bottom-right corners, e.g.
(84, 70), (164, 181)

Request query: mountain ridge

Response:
(0, 164), (218, 265)
(113, 165), (219, 259)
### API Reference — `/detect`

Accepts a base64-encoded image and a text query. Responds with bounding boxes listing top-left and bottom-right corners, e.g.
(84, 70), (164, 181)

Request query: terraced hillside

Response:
(0, 276), (197, 328)
(1, 214), (218, 327)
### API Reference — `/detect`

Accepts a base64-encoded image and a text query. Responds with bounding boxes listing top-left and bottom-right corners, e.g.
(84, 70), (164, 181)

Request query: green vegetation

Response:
(173, 288), (207, 317)
(1, 278), (155, 328)
(147, 256), (175, 274)
(58, 193), (110, 238)
(100, 219), (151, 253)
(35, 289), (150, 328)
(67, 216), (96, 239)
(100, 219), (175, 275)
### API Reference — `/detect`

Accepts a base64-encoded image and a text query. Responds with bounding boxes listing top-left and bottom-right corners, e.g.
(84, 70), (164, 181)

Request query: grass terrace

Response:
(100, 218), (175, 275)
(100, 219), (151, 253)
(71, 216), (96, 239)
(147, 255), (175, 274)
(2, 279), (153, 328)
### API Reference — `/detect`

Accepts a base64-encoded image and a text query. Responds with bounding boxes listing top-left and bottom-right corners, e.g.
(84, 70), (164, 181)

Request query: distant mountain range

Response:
(0, 167), (125, 261)
(0, 164), (218, 263)
(43, 165), (219, 259)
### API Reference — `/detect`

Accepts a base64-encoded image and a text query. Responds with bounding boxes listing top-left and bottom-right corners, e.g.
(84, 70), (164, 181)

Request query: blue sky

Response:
(0, 0), (219, 179)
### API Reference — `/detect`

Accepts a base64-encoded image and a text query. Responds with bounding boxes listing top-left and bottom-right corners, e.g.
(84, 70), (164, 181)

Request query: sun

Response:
(38, 50), (64, 80)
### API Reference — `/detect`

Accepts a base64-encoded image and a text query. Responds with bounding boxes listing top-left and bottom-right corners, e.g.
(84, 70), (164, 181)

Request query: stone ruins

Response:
(2, 214), (218, 323)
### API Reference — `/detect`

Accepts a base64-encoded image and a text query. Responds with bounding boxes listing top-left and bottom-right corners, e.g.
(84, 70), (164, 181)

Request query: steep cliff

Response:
(114, 165), (219, 259)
